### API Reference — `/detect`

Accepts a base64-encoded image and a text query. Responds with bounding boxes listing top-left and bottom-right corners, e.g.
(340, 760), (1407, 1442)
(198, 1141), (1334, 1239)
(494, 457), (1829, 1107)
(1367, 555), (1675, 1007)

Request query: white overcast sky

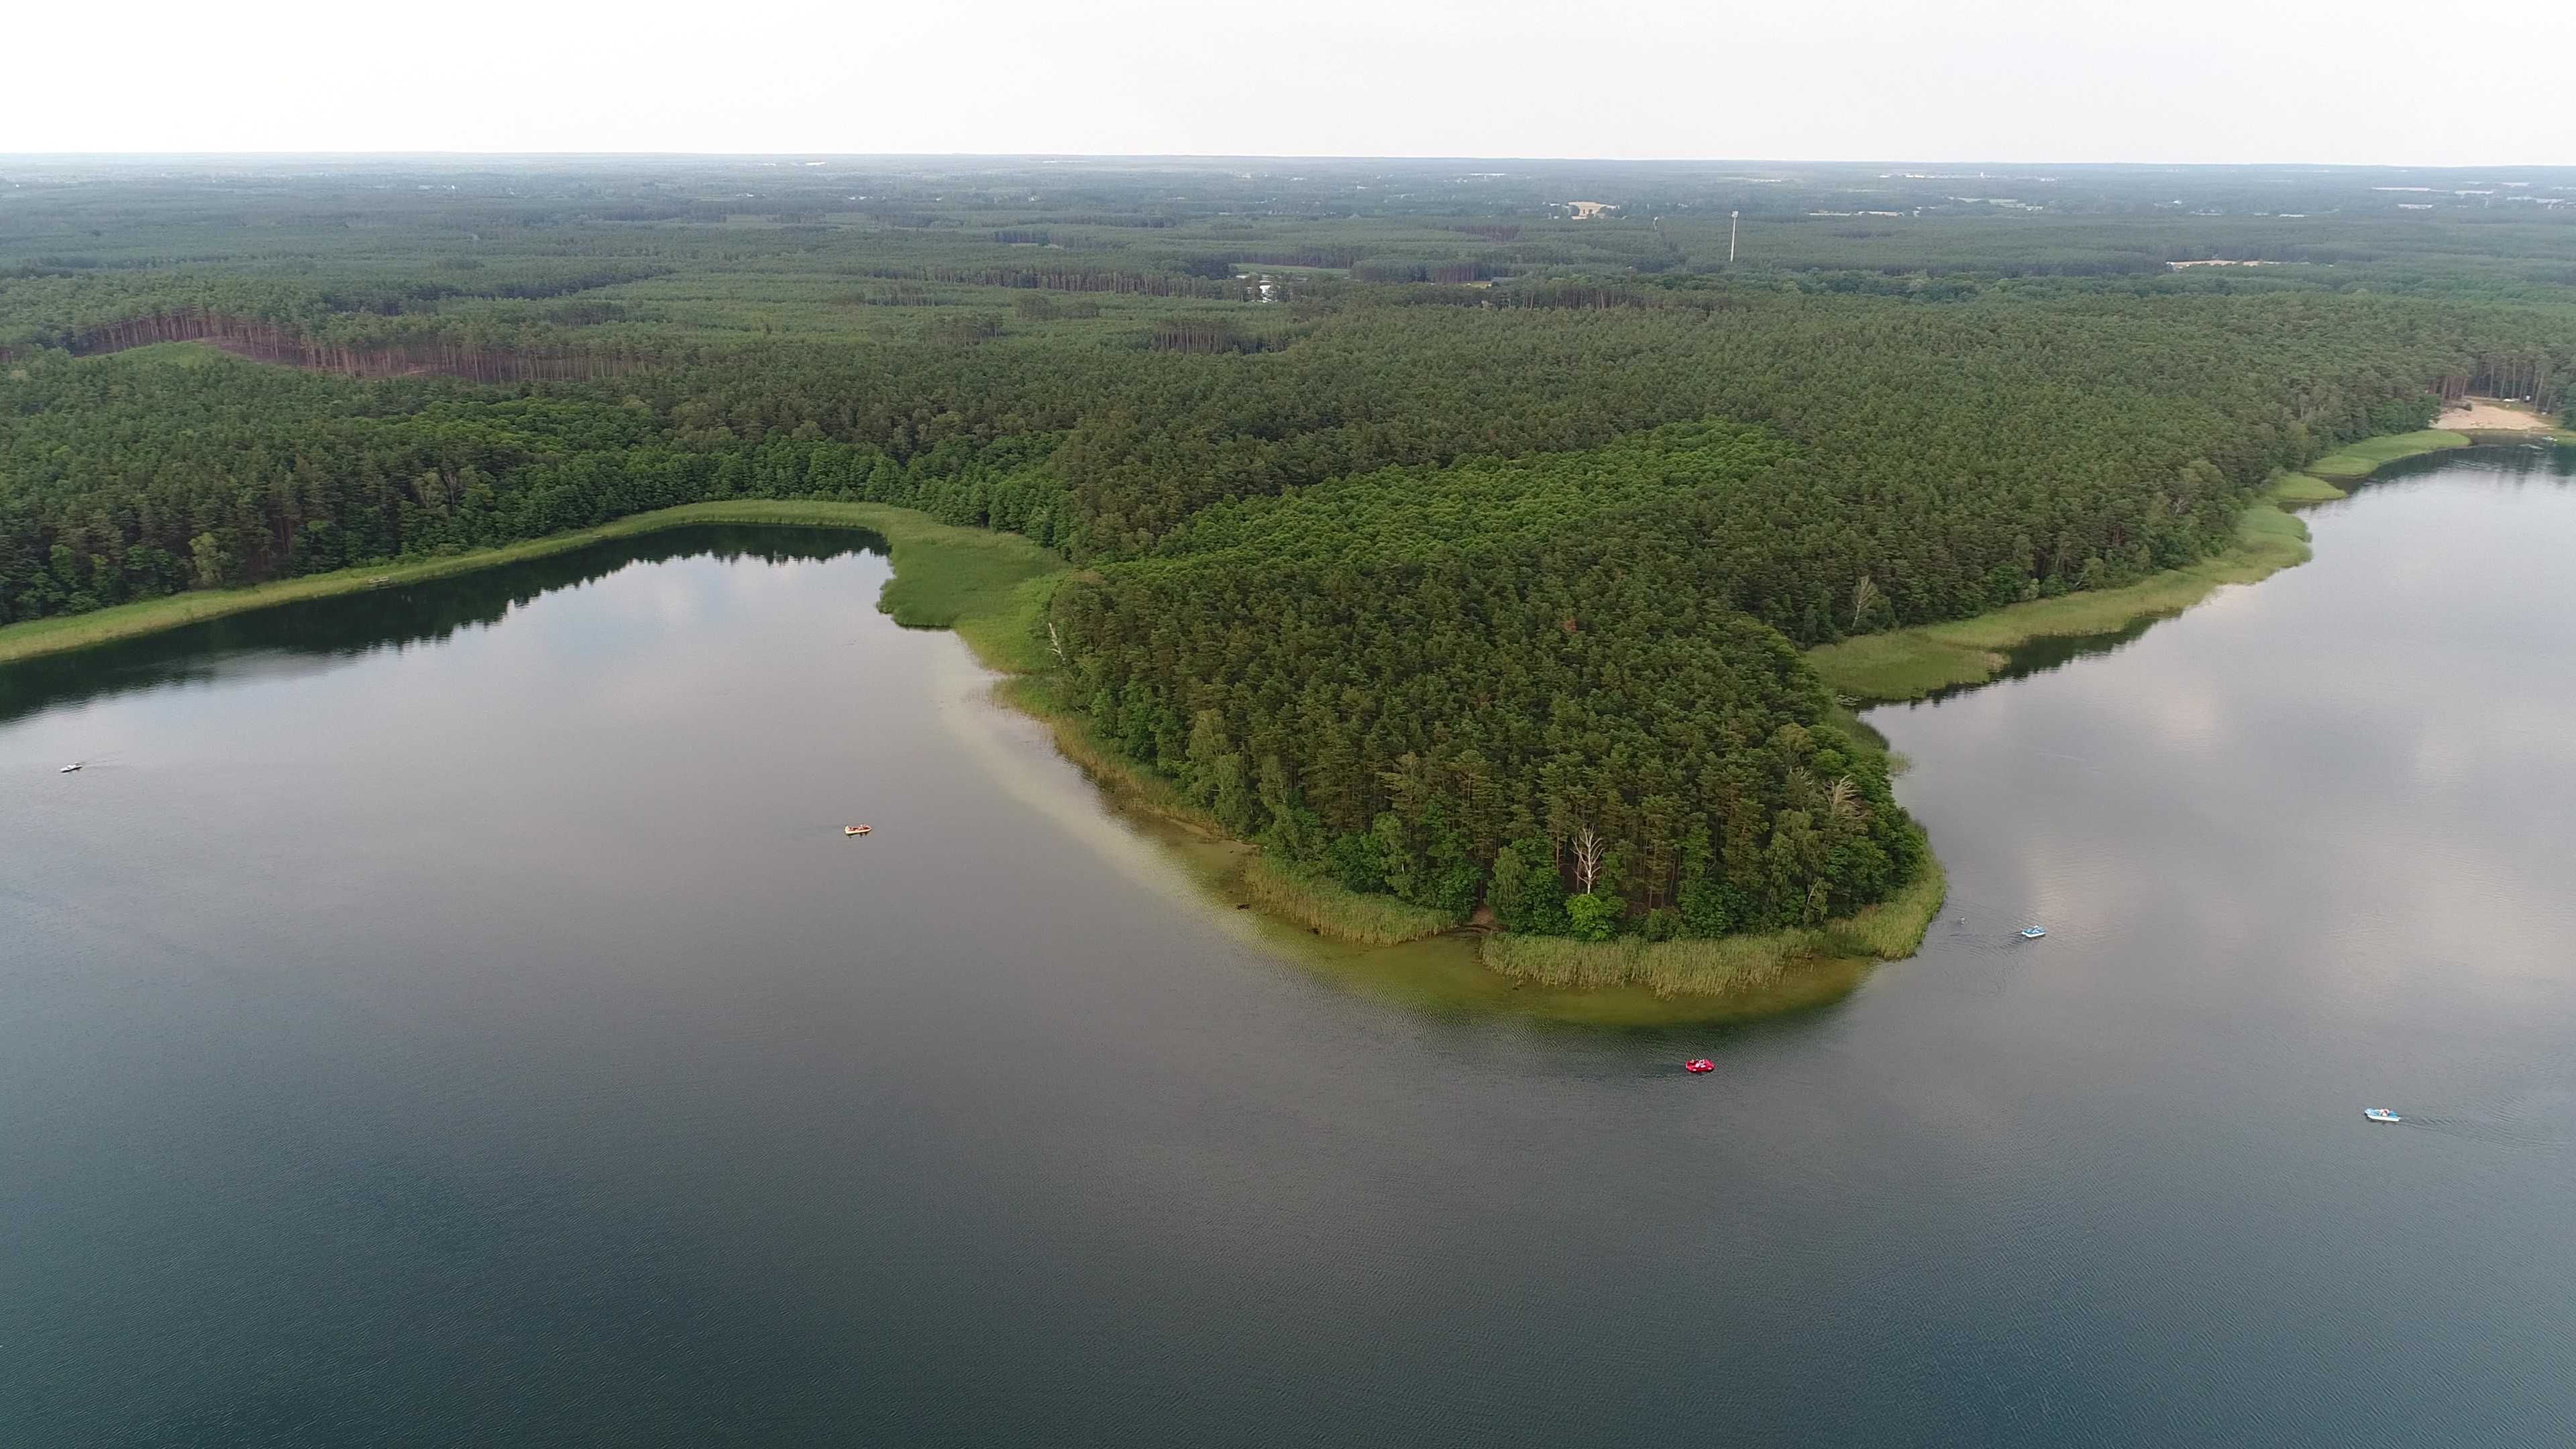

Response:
(13, 0), (2572, 164)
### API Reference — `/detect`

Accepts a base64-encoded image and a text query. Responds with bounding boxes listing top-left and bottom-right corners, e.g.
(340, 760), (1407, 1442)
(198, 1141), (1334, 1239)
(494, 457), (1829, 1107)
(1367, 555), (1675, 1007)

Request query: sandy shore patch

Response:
(2436, 398), (2555, 431)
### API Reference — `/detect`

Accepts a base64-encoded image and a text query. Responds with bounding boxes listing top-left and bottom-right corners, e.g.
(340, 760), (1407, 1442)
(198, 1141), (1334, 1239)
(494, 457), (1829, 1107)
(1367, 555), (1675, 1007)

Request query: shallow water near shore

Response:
(7, 449), (2576, 1444)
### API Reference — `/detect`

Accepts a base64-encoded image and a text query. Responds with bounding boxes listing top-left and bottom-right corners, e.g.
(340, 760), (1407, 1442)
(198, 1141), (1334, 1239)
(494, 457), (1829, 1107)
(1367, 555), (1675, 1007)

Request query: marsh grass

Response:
(2264, 470), (2349, 504)
(1816, 855), (1949, 960)
(1242, 856), (1458, 945)
(1482, 931), (1817, 996)
(2303, 429), (2471, 479)
(869, 519), (1065, 670)
(1481, 856), (1947, 998)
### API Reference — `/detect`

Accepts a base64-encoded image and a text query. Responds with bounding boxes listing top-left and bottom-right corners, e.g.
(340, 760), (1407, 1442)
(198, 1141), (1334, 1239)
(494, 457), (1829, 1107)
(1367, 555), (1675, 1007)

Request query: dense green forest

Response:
(5, 158), (2573, 942)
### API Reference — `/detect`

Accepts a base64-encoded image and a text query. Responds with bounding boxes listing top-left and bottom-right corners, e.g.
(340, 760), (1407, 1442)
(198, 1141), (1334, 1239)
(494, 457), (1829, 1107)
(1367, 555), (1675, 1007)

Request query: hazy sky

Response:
(17, 0), (2573, 164)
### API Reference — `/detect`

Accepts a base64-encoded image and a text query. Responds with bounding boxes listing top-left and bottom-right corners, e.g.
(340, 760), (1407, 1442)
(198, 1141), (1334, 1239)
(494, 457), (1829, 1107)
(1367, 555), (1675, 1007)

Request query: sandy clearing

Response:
(2435, 398), (2556, 431)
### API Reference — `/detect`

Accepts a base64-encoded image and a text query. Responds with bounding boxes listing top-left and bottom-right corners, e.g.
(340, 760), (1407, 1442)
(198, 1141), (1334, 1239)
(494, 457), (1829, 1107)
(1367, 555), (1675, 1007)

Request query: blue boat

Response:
(2363, 1108), (2402, 1124)
(2018, 926), (2047, 940)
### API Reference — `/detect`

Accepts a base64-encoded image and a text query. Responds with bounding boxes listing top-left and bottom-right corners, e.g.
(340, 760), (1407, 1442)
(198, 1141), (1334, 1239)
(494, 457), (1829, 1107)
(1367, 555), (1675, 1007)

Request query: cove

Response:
(6, 447), (2576, 1444)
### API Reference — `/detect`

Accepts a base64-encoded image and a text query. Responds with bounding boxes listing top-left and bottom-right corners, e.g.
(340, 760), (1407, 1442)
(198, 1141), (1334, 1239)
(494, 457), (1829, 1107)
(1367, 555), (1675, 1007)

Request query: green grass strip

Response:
(1241, 856), (1460, 945)
(1479, 855), (1946, 998)
(1806, 479), (2321, 703)
(2301, 429), (2470, 480)
(0, 500), (1066, 669)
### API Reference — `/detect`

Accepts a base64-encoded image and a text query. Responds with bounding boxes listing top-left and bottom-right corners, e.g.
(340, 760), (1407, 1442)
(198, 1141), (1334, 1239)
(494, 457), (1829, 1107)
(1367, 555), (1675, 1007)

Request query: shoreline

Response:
(1805, 428), (2562, 705)
(5, 423), (2544, 1015)
(996, 663), (1947, 1008)
(0, 500), (1066, 670)
(0, 496), (1854, 1021)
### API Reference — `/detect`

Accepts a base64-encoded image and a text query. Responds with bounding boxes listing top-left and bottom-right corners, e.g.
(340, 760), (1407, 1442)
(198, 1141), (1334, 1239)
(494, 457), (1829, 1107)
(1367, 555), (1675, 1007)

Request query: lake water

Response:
(4, 450), (2575, 1446)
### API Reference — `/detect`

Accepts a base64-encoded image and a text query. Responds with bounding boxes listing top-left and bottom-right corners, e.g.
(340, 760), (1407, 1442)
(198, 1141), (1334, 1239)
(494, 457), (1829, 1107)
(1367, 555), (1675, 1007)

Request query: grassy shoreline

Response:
(1805, 482), (2318, 702)
(2300, 428), (2470, 480)
(1479, 855), (1947, 998)
(1803, 429), (2514, 704)
(0, 500), (1067, 669)
(1002, 657), (1941, 999)
(997, 671), (1469, 946)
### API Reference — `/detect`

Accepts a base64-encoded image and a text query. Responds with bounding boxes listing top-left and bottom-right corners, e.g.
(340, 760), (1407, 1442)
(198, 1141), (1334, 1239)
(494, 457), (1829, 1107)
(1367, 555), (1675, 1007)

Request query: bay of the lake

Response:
(5, 448), (2574, 1446)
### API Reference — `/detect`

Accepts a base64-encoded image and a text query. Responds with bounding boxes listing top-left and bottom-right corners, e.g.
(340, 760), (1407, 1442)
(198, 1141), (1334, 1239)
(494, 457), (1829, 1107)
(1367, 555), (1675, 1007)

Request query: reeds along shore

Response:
(1478, 857), (1946, 998)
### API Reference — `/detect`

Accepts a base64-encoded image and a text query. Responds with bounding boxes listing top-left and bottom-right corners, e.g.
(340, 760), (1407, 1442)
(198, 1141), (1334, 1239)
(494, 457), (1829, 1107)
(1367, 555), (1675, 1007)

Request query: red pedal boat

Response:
(1684, 1059), (1715, 1073)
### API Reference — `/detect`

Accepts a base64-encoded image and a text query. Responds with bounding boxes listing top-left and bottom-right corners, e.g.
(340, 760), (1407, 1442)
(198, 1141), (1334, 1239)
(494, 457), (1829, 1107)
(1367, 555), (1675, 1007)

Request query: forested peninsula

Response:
(5, 159), (2571, 994)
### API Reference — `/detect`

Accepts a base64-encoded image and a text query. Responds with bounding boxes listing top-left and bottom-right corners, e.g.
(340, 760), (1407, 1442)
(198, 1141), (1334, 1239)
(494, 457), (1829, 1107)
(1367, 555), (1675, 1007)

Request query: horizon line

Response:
(7, 152), (2576, 171)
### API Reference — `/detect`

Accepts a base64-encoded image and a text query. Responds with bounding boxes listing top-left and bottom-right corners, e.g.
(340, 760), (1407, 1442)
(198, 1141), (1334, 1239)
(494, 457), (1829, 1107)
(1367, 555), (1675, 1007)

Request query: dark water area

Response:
(5, 451), (2576, 1446)
(0, 527), (877, 728)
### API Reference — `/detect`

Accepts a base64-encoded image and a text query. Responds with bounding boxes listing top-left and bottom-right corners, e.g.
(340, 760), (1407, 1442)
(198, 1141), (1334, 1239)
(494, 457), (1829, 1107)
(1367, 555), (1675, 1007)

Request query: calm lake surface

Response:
(5, 449), (2575, 1446)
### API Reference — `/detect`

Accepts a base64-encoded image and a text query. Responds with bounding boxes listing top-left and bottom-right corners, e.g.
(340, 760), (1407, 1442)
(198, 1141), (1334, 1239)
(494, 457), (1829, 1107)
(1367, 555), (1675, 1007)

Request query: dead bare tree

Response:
(1571, 824), (1604, 896)
(1046, 620), (1068, 665)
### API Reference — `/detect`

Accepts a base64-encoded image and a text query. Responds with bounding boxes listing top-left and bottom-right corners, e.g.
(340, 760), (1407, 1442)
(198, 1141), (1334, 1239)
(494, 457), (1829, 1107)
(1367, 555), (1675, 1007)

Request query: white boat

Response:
(2018, 926), (2046, 940)
(2363, 1108), (2402, 1124)
(58, 761), (82, 773)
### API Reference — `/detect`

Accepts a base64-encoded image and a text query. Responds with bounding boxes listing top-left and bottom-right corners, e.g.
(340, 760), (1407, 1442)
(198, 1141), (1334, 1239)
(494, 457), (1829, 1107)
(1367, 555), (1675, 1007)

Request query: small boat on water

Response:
(2018, 926), (2046, 940)
(844, 824), (871, 837)
(2363, 1108), (2402, 1124)
(1684, 1059), (1715, 1074)
(58, 761), (83, 773)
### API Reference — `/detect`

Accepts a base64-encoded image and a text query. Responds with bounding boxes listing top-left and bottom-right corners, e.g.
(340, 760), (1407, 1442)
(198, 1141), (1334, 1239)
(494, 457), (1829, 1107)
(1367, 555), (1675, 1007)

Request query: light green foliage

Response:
(2303, 430), (2471, 480)
(2265, 470), (2350, 504)
(1565, 893), (1621, 943)
(95, 339), (235, 367)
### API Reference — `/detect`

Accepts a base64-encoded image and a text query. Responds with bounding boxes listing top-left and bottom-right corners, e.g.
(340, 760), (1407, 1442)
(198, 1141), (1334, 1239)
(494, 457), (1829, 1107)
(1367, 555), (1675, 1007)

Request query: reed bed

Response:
(1482, 857), (1947, 998)
(1482, 931), (1815, 997)
(1242, 856), (1458, 945)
